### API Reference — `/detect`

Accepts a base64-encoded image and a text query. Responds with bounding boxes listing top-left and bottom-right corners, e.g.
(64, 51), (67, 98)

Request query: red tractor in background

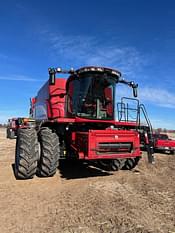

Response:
(15, 66), (154, 179)
(7, 117), (35, 139)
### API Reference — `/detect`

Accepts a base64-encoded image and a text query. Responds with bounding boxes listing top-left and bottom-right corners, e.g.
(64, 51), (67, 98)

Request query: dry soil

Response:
(0, 128), (174, 233)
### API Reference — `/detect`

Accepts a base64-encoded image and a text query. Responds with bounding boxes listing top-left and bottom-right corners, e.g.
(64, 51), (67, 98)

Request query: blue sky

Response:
(0, 0), (175, 129)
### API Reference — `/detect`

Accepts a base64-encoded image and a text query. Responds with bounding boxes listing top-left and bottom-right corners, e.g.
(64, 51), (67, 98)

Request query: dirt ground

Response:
(0, 128), (174, 233)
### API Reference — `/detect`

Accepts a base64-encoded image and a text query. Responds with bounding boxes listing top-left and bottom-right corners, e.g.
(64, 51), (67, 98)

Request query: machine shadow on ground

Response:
(11, 161), (111, 180)
(11, 164), (16, 178)
(58, 160), (112, 180)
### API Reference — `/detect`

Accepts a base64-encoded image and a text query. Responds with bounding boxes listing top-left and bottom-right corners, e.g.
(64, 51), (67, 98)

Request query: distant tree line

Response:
(154, 128), (175, 133)
(0, 124), (7, 128)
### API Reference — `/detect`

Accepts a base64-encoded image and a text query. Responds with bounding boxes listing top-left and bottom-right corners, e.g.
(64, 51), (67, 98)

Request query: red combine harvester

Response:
(15, 66), (154, 179)
(7, 117), (35, 139)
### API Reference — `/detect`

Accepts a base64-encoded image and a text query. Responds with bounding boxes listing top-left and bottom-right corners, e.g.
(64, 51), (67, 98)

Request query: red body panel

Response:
(33, 79), (66, 120)
(48, 79), (66, 118)
(155, 139), (175, 148)
(153, 134), (175, 152)
(8, 118), (20, 131)
(71, 129), (141, 160)
(74, 117), (138, 126)
(48, 117), (139, 126)
(155, 139), (175, 151)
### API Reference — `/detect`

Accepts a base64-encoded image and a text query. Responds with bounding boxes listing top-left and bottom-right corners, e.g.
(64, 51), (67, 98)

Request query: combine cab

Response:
(15, 66), (154, 179)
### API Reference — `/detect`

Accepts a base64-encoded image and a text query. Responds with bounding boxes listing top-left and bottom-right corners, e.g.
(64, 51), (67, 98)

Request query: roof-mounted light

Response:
(48, 67), (75, 74)
(56, 67), (62, 72)
(111, 70), (120, 76)
(76, 66), (121, 77)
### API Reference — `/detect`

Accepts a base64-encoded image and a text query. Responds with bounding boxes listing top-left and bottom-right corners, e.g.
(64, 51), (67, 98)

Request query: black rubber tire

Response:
(110, 159), (126, 171)
(15, 128), (39, 179)
(7, 128), (15, 139)
(123, 157), (140, 170)
(37, 128), (60, 177)
(98, 159), (126, 171)
(9, 130), (15, 139)
(6, 128), (10, 138)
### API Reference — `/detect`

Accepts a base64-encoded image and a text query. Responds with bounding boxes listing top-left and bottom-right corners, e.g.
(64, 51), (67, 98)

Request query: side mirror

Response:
(49, 72), (55, 85)
(133, 87), (138, 98)
(48, 68), (56, 85)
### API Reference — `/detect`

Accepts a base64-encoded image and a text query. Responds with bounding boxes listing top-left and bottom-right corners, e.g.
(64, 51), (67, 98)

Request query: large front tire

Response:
(15, 128), (39, 179)
(37, 128), (60, 177)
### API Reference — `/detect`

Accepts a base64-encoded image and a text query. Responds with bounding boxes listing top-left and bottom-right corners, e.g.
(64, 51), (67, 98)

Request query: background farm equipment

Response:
(153, 133), (175, 154)
(7, 118), (35, 139)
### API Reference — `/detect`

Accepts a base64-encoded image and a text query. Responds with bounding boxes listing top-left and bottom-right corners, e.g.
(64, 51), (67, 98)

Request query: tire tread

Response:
(15, 128), (38, 179)
(37, 128), (60, 177)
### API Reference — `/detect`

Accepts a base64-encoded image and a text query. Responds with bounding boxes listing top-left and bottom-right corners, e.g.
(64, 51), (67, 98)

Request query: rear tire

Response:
(98, 159), (126, 171)
(123, 157), (140, 170)
(6, 128), (10, 138)
(15, 128), (39, 179)
(37, 127), (60, 177)
(9, 130), (15, 139)
(7, 129), (15, 139)
(110, 159), (126, 171)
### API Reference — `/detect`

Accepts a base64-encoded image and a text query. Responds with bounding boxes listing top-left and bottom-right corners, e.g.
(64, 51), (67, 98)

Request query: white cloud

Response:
(116, 85), (175, 109)
(41, 31), (145, 77)
(86, 47), (144, 76)
(139, 87), (175, 109)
